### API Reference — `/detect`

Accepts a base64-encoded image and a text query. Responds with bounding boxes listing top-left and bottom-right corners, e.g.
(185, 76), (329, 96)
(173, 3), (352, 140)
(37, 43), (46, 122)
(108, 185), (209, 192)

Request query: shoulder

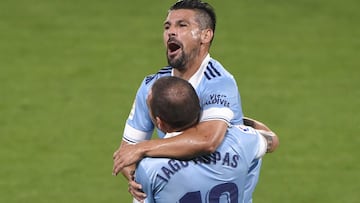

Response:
(198, 59), (238, 94)
(234, 125), (259, 135)
(144, 66), (172, 85)
(201, 59), (237, 89)
(136, 67), (172, 95)
(204, 58), (235, 80)
(227, 125), (263, 155)
(227, 125), (260, 145)
(138, 157), (169, 172)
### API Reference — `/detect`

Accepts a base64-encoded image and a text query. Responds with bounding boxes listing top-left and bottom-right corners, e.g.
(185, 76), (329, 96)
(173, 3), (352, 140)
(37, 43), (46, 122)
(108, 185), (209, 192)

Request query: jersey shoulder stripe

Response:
(248, 159), (260, 173)
(158, 66), (172, 74)
(204, 61), (222, 80)
(145, 67), (172, 84)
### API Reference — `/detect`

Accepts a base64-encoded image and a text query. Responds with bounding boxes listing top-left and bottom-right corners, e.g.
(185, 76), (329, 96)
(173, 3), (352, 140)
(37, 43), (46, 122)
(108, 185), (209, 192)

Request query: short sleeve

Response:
(122, 77), (154, 143)
(199, 76), (242, 125)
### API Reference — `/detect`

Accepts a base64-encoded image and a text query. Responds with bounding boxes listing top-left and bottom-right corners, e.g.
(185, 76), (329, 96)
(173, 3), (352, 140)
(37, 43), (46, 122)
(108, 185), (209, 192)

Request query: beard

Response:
(167, 48), (187, 71)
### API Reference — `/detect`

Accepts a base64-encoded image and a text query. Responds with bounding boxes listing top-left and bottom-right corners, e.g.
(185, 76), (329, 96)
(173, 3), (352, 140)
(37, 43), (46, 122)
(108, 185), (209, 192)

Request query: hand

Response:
(129, 179), (147, 202)
(112, 143), (144, 176)
(116, 165), (147, 202)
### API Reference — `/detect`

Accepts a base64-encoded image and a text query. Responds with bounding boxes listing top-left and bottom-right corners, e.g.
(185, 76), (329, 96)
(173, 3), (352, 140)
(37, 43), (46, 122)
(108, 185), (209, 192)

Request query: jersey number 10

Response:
(179, 182), (238, 203)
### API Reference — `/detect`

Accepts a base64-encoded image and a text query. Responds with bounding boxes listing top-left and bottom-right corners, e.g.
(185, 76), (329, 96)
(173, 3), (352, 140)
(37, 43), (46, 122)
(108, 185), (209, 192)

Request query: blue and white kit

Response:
(135, 125), (267, 203)
(123, 54), (243, 143)
(122, 54), (261, 202)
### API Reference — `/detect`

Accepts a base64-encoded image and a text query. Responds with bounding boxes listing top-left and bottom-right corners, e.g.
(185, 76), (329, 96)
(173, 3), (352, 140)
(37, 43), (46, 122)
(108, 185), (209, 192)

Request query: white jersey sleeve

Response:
(122, 68), (172, 143)
(234, 125), (267, 158)
(122, 77), (154, 143)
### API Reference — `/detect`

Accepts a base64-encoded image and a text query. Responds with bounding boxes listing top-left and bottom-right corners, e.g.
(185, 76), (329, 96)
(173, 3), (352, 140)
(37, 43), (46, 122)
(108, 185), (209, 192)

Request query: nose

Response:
(167, 26), (177, 37)
(168, 32), (176, 37)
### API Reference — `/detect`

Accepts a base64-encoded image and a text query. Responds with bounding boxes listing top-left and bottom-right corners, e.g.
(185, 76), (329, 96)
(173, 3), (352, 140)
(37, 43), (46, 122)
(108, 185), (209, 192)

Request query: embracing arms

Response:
(113, 119), (226, 175)
(243, 117), (279, 153)
(113, 117), (279, 175)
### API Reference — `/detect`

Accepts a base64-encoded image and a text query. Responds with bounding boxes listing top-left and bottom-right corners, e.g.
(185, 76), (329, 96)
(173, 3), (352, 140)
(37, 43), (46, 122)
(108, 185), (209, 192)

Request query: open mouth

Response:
(167, 40), (181, 55)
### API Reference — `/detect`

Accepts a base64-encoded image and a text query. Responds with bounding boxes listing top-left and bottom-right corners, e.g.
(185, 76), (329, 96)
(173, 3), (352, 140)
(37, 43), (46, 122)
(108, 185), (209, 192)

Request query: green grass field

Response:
(1, 0), (359, 202)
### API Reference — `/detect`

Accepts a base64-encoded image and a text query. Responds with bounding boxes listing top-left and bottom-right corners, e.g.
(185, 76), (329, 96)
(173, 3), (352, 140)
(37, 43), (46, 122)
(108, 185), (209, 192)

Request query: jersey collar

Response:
(164, 131), (183, 138)
(171, 54), (211, 89)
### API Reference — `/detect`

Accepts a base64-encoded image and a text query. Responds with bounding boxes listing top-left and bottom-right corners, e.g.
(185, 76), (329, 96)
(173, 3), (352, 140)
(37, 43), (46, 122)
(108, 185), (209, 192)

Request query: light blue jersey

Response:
(122, 54), (243, 143)
(122, 54), (259, 202)
(135, 125), (267, 203)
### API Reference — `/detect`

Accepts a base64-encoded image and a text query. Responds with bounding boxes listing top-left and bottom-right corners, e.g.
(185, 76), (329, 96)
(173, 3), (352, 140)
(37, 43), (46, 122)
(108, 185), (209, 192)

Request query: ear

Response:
(156, 116), (171, 133)
(201, 28), (213, 44)
(156, 116), (168, 132)
(155, 116), (162, 129)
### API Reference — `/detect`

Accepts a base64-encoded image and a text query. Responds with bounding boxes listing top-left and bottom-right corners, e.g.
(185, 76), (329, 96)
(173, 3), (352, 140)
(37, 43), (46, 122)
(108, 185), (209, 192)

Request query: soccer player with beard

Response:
(113, 1), (276, 202)
(134, 76), (278, 203)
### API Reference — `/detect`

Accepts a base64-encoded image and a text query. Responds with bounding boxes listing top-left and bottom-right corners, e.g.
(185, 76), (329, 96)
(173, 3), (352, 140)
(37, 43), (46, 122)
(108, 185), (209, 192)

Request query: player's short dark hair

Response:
(150, 76), (201, 131)
(169, 0), (216, 33)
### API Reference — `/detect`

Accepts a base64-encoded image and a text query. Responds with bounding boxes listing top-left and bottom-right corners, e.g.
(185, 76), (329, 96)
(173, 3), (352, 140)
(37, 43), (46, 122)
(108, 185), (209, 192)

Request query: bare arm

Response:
(243, 116), (279, 153)
(243, 116), (271, 131)
(144, 120), (227, 157)
(113, 141), (147, 201)
(112, 120), (227, 175)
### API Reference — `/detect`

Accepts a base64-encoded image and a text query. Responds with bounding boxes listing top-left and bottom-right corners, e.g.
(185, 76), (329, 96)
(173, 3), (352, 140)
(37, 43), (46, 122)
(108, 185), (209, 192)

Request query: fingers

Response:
(112, 151), (125, 176)
(113, 150), (118, 159)
(129, 179), (142, 190)
(113, 147), (121, 159)
(132, 199), (144, 203)
(131, 189), (146, 202)
(112, 145), (138, 176)
(112, 157), (124, 176)
(129, 180), (146, 201)
(130, 170), (135, 178)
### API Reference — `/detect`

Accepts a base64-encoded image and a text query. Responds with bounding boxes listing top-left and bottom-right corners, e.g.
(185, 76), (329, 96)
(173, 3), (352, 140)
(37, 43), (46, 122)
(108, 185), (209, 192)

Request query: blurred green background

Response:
(1, 0), (359, 202)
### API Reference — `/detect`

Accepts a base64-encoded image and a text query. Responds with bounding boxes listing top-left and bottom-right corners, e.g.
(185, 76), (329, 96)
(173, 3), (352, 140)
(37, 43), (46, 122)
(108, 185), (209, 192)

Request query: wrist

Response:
(258, 130), (277, 153)
(137, 141), (151, 158)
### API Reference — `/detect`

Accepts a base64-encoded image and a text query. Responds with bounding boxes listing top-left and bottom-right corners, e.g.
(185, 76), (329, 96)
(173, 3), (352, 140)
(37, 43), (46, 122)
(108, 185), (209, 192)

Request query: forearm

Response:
(243, 116), (271, 131)
(257, 130), (279, 153)
(138, 120), (227, 159)
(244, 116), (279, 153)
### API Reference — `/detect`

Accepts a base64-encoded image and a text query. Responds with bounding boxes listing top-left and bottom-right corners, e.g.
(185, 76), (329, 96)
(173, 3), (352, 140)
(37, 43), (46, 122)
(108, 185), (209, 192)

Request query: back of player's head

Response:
(169, 0), (216, 33)
(149, 76), (201, 131)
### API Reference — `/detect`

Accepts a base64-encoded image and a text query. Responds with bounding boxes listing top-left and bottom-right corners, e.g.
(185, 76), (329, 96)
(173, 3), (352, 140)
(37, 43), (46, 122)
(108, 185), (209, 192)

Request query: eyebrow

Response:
(164, 19), (190, 26)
